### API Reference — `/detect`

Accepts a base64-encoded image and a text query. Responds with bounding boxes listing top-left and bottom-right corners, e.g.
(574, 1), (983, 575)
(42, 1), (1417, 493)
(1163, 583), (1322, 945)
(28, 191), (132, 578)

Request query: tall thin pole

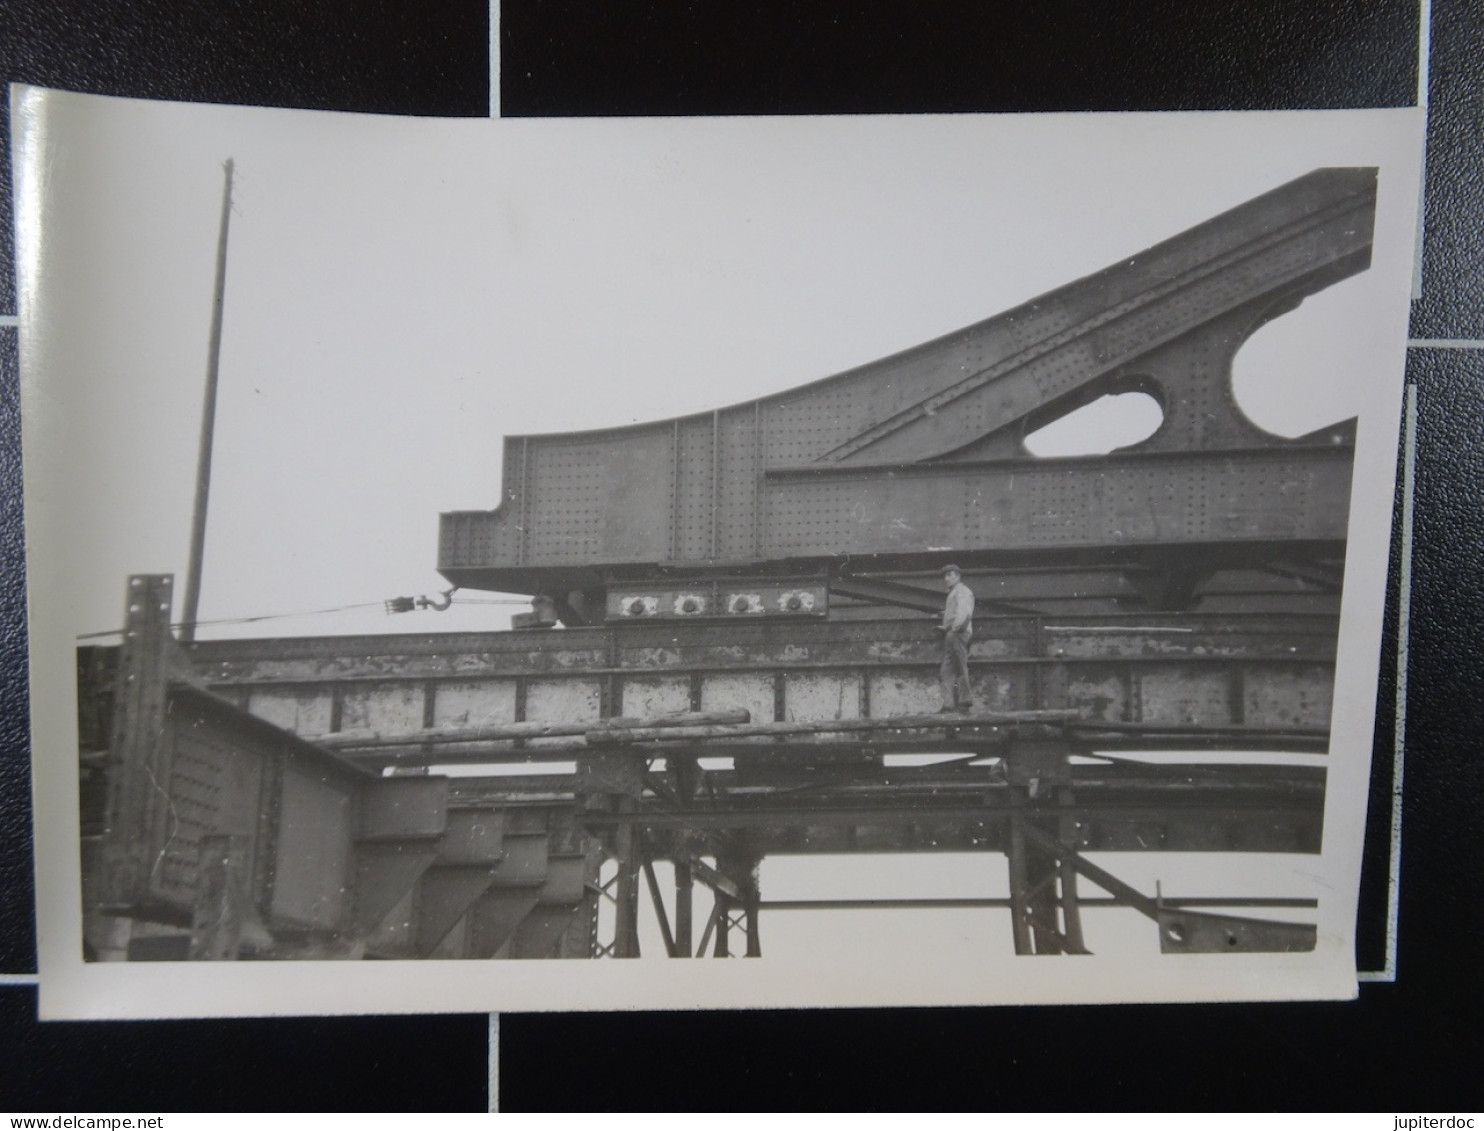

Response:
(180, 158), (234, 644)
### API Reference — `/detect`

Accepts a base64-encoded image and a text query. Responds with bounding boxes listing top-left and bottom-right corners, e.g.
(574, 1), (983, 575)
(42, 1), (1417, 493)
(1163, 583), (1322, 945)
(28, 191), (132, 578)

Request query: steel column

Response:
(674, 859), (693, 958)
(1006, 813), (1034, 955)
(1056, 788), (1087, 955)
(715, 849), (761, 958)
(582, 749), (646, 959)
(642, 855), (678, 958)
(1006, 800), (1089, 955)
(101, 575), (179, 908)
(612, 799), (641, 958)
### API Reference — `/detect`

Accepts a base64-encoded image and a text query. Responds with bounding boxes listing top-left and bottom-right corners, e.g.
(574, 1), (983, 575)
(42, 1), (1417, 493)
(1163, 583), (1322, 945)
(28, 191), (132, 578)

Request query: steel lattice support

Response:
(581, 749), (647, 958)
(710, 849), (762, 958)
(1015, 817), (1317, 953)
(1002, 736), (1089, 955)
(1006, 808), (1089, 956)
(83, 576), (1327, 961)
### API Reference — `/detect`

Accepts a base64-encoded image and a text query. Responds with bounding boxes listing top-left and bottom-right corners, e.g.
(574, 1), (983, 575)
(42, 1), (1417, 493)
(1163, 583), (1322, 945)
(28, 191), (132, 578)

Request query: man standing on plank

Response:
(938, 564), (975, 713)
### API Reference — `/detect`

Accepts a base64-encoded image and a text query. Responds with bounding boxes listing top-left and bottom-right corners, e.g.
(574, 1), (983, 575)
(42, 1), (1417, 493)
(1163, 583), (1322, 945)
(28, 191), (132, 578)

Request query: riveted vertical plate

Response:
(271, 767), (354, 931)
(340, 682), (427, 734)
(525, 678), (601, 747)
(245, 688), (335, 736)
(431, 679), (519, 730)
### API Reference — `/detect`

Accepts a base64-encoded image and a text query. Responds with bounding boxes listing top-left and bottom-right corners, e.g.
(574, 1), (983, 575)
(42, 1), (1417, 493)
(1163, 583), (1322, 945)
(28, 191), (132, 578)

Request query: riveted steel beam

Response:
(440, 170), (1374, 592)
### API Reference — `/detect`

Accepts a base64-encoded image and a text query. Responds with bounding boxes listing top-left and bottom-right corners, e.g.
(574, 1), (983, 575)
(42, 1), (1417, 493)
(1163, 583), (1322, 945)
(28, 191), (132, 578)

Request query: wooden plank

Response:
(311, 708), (752, 749)
(586, 709), (1084, 743)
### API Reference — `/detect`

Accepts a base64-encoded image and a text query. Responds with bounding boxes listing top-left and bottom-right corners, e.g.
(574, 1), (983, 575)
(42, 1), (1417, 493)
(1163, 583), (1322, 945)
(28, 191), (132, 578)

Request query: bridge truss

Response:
(79, 169), (1374, 963)
(82, 572), (1327, 961)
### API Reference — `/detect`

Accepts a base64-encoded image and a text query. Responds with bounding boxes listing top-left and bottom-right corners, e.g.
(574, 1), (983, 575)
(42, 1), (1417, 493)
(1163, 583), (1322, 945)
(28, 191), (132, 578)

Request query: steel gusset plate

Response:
(1156, 906), (1317, 953)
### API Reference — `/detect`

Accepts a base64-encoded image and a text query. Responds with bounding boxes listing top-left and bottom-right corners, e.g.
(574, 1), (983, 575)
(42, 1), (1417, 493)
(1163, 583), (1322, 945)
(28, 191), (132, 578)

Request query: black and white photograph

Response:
(15, 89), (1422, 1017)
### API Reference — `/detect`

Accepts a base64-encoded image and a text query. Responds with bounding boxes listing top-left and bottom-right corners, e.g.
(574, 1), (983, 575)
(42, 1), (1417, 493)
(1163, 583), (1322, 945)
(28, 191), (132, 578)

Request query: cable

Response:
(76, 594), (531, 640)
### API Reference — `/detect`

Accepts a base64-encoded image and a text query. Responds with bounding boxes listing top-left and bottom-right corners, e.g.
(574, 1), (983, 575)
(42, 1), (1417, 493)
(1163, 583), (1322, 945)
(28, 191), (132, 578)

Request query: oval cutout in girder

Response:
(1023, 391), (1163, 457)
(1231, 285), (1362, 438)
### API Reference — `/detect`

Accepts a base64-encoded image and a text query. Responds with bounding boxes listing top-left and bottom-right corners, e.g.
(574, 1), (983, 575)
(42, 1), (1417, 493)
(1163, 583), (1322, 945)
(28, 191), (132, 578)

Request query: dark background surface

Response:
(2, 0), (1480, 1111)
